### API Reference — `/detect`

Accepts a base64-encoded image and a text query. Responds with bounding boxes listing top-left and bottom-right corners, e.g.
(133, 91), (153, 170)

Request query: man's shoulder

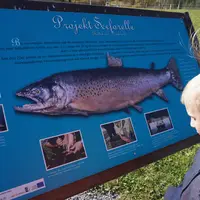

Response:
(181, 174), (200, 200)
(165, 147), (200, 200)
(182, 148), (200, 186)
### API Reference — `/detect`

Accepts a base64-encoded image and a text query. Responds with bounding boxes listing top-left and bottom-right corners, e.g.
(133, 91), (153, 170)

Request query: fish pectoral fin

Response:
(77, 110), (89, 117)
(129, 102), (143, 112)
(155, 89), (168, 102)
(64, 105), (89, 116)
(69, 110), (89, 117)
(132, 105), (143, 112)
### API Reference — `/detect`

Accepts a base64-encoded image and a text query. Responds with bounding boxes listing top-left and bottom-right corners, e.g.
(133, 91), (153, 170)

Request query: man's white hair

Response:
(181, 74), (200, 111)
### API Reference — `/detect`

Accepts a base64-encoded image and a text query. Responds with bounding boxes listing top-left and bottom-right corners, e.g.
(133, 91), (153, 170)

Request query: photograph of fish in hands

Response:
(14, 53), (183, 117)
(40, 130), (87, 170)
(101, 117), (137, 150)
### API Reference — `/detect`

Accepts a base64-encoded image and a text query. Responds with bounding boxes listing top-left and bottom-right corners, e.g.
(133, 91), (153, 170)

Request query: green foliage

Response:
(162, 9), (200, 37)
(60, 0), (200, 8)
(100, 143), (200, 200)
(186, 10), (200, 33)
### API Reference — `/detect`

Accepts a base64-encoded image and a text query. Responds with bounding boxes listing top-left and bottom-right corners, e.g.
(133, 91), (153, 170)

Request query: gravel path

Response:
(66, 188), (120, 200)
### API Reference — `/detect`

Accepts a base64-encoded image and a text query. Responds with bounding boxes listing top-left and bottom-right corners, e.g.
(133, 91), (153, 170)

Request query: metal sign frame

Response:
(0, 1), (200, 199)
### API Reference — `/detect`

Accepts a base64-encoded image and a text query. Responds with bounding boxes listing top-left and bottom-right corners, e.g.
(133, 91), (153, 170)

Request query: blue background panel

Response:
(0, 8), (199, 200)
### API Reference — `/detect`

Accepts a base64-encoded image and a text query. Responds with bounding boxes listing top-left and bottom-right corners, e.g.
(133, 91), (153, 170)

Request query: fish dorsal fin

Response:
(107, 52), (123, 68)
(150, 62), (155, 69)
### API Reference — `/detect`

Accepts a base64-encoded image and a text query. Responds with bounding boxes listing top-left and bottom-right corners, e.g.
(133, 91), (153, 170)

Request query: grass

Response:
(101, 143), (200, 200)
(167, 9), (200, 33)
(98, 9), (200, 200)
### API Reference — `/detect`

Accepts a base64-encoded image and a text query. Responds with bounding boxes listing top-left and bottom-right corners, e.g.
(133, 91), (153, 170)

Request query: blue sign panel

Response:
(0, 4), (199, 200)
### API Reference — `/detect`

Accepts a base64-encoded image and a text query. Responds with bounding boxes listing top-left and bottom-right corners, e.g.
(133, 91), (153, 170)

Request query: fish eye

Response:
(32, 88), (40, 95)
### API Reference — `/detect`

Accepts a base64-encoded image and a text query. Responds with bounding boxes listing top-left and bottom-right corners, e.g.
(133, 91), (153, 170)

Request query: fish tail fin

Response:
(166, 57), (183, 91)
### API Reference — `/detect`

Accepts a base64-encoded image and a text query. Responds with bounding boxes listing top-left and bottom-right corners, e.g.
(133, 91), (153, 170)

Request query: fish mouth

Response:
(14, 92), (45, 113)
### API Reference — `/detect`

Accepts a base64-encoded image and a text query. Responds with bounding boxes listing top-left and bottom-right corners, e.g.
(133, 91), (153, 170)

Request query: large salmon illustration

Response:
(14, 54), (183, 116)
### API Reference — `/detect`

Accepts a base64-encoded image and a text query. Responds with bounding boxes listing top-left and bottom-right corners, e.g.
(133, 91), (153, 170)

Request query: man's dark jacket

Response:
(164, 148), (200, 200)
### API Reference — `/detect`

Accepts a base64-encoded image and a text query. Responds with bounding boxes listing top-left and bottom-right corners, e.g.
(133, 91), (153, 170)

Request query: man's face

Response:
(185, 102), (200, 135)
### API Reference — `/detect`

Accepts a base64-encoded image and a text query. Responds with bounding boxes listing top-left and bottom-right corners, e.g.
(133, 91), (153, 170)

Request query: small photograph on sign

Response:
(40, 130), (87, 170)
(101, 117), (137, 151)
(0, 104), (8, 133)
(145, 108), (174, 136)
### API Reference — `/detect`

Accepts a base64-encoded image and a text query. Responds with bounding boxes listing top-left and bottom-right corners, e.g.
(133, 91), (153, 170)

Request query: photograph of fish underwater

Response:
(0, 105), (8, 133)
(14, 54), (183, 117)
(101, 118), (137, 150)
(40, 131), (87, 170)
(145, 108), (174, 136)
